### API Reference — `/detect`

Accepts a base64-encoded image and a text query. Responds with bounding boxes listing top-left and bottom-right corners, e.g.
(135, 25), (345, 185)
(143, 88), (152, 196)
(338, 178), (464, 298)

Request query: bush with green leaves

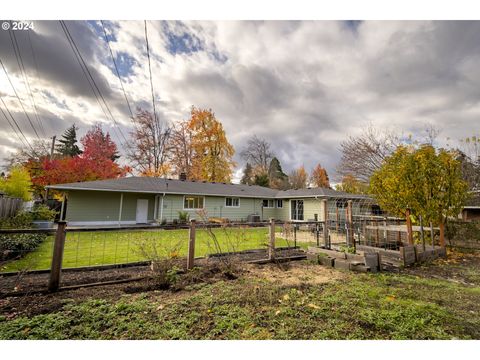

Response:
(31, 204), (57, 221)
(0, 211), (33, 229)
(0, 233), (46, 261)
(0, 210), (47, 261)
(178, 211), (190, 223)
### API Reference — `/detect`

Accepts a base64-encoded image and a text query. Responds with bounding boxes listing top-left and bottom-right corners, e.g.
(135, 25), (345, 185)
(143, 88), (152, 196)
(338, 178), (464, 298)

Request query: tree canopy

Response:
(0, 166), (32, 201)
(370, 144), (468, 226)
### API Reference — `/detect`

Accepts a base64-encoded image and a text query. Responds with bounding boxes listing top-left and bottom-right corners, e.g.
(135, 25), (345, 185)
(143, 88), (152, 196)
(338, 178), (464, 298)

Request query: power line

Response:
(7, 30), (43, 139)
(0, 57), (40, 140)
(144, 20), (159, 130)
(100, 20), (134, 120)
(59, 20), (129, 146)
(0, 96), (34, 152)
(26, 29), (47, 137)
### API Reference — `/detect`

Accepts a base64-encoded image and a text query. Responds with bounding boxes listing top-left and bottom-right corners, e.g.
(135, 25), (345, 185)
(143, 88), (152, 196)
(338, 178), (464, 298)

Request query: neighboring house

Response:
(461, 191), (480, 221)
(47, 176), (371, 226)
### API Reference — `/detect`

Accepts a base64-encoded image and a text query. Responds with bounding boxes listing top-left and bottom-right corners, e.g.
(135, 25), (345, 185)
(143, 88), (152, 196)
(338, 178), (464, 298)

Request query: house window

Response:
(262, 199), (274, 208)
(184, 196), (204, 209)
(225, 197), (240, 207)
(276, 199), (283, 208)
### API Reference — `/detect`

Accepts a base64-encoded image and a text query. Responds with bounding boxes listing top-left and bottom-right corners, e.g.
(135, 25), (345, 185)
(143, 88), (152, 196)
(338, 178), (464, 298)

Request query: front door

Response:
(291, 200), (304, 221)
(136, 199), (149, 223)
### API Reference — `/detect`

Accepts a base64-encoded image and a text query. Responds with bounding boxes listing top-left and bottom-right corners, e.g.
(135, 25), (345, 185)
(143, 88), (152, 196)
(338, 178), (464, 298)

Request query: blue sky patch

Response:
(165, 31), (203, 55)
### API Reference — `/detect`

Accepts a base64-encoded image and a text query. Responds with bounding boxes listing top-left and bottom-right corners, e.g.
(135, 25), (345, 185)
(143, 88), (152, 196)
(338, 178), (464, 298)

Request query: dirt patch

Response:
(404, 249), (480, 286)
(245, 261), (347, 286)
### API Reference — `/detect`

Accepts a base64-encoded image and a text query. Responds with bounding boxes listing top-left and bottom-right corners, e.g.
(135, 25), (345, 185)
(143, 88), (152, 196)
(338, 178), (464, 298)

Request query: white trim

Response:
(275, 199), (283, 208)
(160, 193), (165, 221)
(68, 220), (137, 226)
(183, 195), (205, 210)
(225, 197), (240, 208)
(118, 193), (124, 224)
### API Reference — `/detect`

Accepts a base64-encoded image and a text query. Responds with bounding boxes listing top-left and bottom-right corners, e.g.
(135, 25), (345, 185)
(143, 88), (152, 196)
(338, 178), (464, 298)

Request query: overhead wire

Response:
(59, 20), (129, 147)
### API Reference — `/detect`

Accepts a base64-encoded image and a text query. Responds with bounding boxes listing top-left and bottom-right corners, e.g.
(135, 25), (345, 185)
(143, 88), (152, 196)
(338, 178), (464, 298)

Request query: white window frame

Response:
(183, 195), (205, 210)
(225, 197), (240, 208)
(262, 199), (275, 208)
(276, 199), (283, 208)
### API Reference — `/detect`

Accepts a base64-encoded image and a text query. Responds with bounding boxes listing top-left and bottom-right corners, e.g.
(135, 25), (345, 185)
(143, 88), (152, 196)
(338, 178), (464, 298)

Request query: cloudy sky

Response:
(0, 20), (479, 181)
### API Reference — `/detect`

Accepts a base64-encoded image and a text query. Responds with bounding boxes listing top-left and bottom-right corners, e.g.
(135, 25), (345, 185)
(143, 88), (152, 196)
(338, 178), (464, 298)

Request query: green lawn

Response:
(1, 227), (293, 272)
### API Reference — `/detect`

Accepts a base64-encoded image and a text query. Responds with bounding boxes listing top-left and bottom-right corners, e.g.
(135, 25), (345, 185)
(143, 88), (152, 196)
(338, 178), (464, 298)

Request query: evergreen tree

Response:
(254, 173), (269, 187)
(56, 124), (83, 157)
(241, 163), (254, 185)
(268, 157), (289, 189)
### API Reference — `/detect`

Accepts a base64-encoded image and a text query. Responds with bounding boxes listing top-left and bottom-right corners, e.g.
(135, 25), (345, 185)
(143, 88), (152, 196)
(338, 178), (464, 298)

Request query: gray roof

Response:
(47, 176), (369, 199)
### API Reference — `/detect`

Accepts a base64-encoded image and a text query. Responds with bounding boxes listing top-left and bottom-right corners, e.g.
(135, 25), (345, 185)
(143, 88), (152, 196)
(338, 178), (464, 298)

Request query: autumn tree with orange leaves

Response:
(188, 107), (236, 182)
(169, 119), (194, 179)
(289, 165), (308, 189)
(310, 163), (330, 188)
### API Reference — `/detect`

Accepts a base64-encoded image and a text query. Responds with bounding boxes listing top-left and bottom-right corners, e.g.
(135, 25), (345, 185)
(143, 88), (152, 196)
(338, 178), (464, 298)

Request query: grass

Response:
(1, 268), (479, 339)
(1, 227), (294, 272)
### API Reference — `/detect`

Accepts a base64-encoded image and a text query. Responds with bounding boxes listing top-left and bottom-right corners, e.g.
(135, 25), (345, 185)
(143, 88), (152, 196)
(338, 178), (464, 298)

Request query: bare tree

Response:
(169, 119), (194, 179)
(240, 135), (274, 174)
(127, 109), (171, 177)
(337, 126), (400, 183)
(5, 139), (51, 169)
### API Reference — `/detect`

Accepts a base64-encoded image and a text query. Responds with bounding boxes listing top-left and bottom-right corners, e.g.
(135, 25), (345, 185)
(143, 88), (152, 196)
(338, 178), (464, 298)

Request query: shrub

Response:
(178, 211), (190, 223)
(31, 204), (57, 221)
(0, 211), (34, 229)
(0, 211), (47, 261)
(0, 233), (46, 261)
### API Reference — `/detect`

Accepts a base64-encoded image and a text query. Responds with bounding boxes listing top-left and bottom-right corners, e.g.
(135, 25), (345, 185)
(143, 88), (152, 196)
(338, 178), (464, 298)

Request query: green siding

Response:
(66, 190), (328, 224)
(66, 191), (156, 223)
(159, 195), (263, 222)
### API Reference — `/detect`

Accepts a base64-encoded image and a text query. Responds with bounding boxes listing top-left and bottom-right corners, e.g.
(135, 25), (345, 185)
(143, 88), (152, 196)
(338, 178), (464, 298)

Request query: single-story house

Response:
(47, 176), (372, 226)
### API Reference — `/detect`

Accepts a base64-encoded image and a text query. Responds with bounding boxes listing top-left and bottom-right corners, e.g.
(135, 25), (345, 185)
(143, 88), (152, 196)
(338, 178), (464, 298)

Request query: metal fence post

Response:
(187, 219), (196, 270)
(48, 221), (67, 292)
(268, 218), (275, 261)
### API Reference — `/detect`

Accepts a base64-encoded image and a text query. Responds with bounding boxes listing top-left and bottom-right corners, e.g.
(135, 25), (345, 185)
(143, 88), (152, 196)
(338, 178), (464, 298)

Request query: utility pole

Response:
(44, 135), (56, 202)
(50, 135), (56, 159)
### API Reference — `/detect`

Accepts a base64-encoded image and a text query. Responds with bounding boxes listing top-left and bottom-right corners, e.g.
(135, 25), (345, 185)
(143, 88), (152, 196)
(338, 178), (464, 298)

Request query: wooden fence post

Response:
(323, 199), (328, 247)
(187, 219), (196, 270)
(268, 218), (275, 261)
(347, 200), (354, 247)
(293, 222), (297, 247)
(419, 215), (425, 251)
(405, 208), (414, 245)
(48, 221), (67, 292)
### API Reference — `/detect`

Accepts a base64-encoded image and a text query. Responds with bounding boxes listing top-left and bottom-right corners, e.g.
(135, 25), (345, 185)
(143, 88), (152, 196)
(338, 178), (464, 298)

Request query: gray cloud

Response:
(1, 20), (479, 181)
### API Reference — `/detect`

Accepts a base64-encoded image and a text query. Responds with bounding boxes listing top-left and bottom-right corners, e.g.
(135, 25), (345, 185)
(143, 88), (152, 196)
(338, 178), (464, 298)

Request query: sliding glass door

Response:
(291, 200), (304, 221)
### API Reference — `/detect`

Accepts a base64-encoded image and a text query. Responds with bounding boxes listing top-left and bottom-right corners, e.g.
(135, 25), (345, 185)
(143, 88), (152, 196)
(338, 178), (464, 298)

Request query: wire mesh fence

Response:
(0, 222), (296, 275)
